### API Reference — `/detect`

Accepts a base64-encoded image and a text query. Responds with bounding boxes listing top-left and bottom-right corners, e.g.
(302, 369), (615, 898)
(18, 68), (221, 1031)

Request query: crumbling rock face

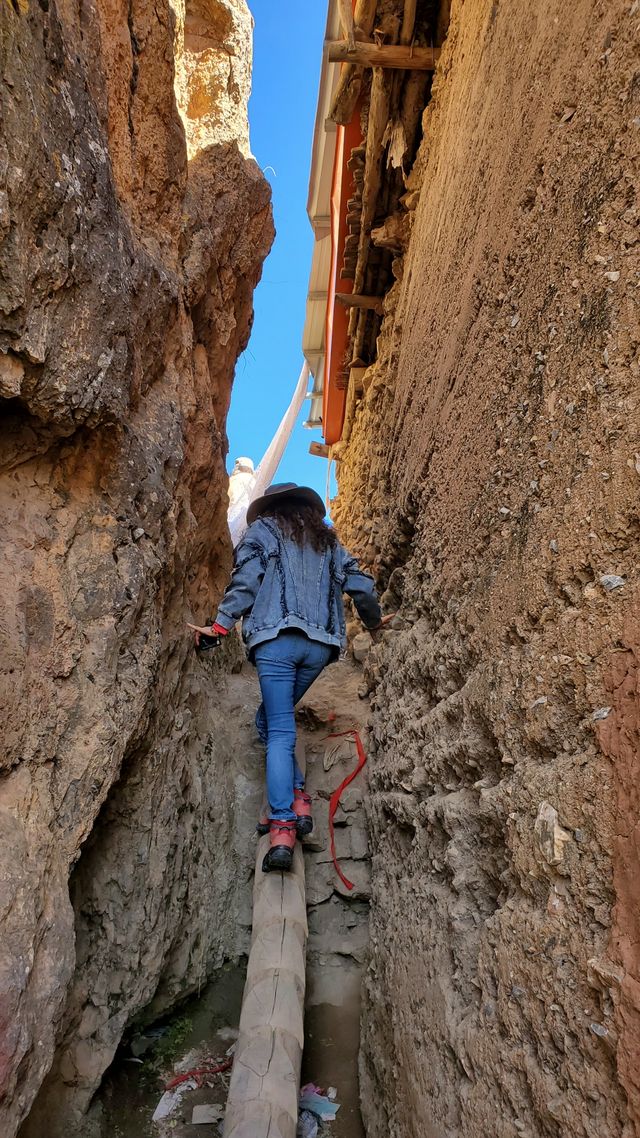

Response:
(173, 0), (253, 160)
(333, 1), (640, 1135)
(0, 2), (273, 1135)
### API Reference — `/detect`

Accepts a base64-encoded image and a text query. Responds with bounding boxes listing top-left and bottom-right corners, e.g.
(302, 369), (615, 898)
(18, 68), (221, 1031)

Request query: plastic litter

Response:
(300, 1083), (323, 1096)
(152, 1079), (196, 1122)
(172, 1048), (200, 1074)
(327, 1086), (337, 1101)
(298, 1089), (340, 1121)
(192, 1103), (224, 1124)
(228, 362), (310, 547)
(297, 1109), (319, 1138)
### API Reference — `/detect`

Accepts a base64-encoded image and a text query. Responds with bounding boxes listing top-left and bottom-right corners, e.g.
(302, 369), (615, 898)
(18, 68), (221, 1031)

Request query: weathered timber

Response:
(343, 233), (360, 258)
(328, 0), (378, 124)
(342, 364), (368, 445)
(336, 292), (384, 314)
(371, 210), (410, 252)
(378, 0), (420, 171)
(351, 365), (367, 395)
(223, 745), (307, 1138)
(327, 40), (440, 70)
(349, 65), (393, 327)
(401, 0), (418, 44)
(337, 0), (356, 51)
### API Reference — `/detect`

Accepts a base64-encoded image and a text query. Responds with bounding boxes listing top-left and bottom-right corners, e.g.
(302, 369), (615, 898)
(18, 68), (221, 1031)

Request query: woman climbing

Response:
(188, 482), (382, 874)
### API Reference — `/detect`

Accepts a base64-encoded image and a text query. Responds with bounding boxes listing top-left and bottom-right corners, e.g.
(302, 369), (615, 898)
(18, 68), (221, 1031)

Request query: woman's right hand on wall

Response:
(186, 621), (229, 649)
(369, 613), (396, 642)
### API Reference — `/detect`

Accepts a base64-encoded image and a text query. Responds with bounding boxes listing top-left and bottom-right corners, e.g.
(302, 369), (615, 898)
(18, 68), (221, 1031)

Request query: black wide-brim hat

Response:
(246, 482), (326, 526)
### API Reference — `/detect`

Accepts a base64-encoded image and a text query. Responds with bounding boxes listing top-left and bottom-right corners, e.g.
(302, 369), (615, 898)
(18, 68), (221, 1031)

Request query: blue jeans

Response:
(254, 631), (333, 821)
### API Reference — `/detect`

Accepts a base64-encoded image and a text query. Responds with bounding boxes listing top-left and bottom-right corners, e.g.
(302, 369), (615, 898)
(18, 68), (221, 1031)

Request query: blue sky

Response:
(225, 1), (327, 499)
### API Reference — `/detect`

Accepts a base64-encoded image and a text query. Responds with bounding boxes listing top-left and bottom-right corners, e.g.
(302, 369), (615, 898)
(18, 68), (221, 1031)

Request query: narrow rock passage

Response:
(90, 654), (371, 1138)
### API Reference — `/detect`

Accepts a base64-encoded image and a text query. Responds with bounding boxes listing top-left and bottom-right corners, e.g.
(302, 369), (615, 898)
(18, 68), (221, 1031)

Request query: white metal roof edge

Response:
(302, 0), (342, 433)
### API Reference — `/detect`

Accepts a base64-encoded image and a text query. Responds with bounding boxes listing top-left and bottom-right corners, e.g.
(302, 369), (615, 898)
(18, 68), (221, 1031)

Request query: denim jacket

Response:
(214, 517), (381, 658)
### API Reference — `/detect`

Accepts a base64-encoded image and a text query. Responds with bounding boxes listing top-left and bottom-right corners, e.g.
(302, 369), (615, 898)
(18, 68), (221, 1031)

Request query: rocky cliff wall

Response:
(0, 2), (273, 1135)
(332, 1), (640, 1135)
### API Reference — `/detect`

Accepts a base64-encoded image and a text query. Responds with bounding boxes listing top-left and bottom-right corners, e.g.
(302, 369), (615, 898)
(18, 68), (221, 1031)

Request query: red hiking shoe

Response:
(293, 789), (313, 837)
(261, 819), (297, 873)
(256, 791), (313, 840)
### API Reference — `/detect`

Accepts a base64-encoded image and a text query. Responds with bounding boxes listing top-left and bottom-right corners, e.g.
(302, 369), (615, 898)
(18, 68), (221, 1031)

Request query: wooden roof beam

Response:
(327, 40), (440, 70)
(348, 64), (392, 321)
(401, 0), (418, 45)
(337, 0), (356, 52)
(336, 292), (384, 315)
(328, 0), (378, 125)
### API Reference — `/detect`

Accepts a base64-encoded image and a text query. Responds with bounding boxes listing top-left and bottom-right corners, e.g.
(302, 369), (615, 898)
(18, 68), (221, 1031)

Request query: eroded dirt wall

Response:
(333, 1), (640, 1135)
(0, 2), (273, 1135)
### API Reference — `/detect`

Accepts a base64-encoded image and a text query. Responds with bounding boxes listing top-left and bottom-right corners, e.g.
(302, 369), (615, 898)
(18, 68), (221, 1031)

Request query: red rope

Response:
(326, 729), (367, 890)
(165, 1057), (232, 1090)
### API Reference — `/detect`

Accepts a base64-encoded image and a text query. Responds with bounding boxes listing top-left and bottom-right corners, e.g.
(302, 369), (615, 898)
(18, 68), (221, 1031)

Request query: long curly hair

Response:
(261, 499), (338, 553)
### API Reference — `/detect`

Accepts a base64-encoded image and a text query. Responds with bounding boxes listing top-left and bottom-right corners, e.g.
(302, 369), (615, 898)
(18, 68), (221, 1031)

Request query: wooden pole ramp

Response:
(223, 744), (307, 1138)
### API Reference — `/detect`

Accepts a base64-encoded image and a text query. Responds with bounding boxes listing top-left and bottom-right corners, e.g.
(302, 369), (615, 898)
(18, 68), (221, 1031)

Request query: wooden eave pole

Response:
(350, 65), (391, 307)
(327, 40), (440, 69)
(337, 0), (356, 51)
(336, 291), (384, 314)
(400, 0), (418, 44)
(328, 0), (378, 125)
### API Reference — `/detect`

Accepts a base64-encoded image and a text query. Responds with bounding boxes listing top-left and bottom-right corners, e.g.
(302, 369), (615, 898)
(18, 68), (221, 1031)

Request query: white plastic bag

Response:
(228, 361), (310, 548)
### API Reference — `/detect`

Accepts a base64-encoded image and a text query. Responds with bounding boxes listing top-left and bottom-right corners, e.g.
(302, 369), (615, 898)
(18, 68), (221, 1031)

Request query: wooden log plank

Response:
(328, 0), (378, 124)
(224, 1103), (291, 1138)
(337, 0), (356, 51)
(245, 923), (307, 994)
(328, 40), (440, 70)
(350, 365), (367, 395)
(349, 65), (393, 315)
(343, 233), (360, 257)
(224, 1026), (300, 1135)
(309, 441), (330, 459)
(336, 291), (384, 314)
(328, 64), (363, 127)
(238, 971), (305, 1045)
(223, 745), (307, 1138)
(386, 68), (430, 169)
(341, 361), (369, 446)
(401, 0), (418, 45)
(353, 0), (378, 34)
